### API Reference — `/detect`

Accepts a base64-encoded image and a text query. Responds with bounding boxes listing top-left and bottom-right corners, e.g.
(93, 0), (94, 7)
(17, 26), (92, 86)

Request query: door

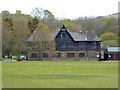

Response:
(104, 53), (108, 61)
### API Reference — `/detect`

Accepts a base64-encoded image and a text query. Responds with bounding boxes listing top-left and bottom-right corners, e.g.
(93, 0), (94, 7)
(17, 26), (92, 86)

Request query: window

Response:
(31, 53), (37, 58)
(90, 53), (97, 58)
(56, 53), (61, 57)
(75, 42), (79, 46)
(61, 34), (65, 38)
(43, 53), (48, 58)
(79, 53), (85, 57)
(67, 53), (75, 57)
(87, 42), (92, 46)
(79, 42), (85, 46)
(93, 42), (97, 46)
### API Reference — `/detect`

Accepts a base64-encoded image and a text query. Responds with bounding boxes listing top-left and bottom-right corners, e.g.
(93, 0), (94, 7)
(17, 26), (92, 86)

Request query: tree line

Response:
(1, 7), (119, 59)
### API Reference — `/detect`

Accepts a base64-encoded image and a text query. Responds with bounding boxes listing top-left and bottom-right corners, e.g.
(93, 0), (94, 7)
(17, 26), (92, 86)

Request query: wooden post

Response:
(114, 53), (115, 60)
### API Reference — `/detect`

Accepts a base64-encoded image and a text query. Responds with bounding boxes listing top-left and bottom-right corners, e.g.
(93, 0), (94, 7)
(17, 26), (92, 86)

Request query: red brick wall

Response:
(108, 52), (120, 60)
(28, 51), (100, 61)
(28, 52), (40, 61)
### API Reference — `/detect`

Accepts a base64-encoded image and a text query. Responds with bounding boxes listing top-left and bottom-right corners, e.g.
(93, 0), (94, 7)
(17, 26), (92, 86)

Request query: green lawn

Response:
(2, 61), (118, 88)
(0, 62), (2, 89)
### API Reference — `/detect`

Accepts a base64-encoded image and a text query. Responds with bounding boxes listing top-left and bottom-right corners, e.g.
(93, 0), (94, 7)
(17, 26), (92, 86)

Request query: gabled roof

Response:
(28, 25), (101, 42)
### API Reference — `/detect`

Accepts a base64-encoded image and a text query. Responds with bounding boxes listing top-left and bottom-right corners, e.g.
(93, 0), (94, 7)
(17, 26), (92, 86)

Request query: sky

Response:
(0, 0), (119, 19)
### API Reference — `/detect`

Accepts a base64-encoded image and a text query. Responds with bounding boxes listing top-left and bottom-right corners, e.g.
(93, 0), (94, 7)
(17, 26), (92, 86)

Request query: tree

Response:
(2, 17), (14, 55)
(1, 10), (11, 17)
(100, 32), (118, 51)
(43, 10), (55, 20)
(64, 19), (73, 31)
(28, 23), (56, 60)
(103, 17), (117, 34)
(3, 17), (14, 30)
(2, 12), (32, 59)
(31, 7), (44, 19)
(28, 17), (39, 33)
(102, 40), (118, 51)
(31, 7), (55, 20)
(100, 32), (118, 42)
(11, 17), (31, 59)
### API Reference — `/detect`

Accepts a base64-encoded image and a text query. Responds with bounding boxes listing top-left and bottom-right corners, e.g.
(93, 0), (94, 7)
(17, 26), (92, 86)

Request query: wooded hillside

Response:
(1, 8), (119, 57)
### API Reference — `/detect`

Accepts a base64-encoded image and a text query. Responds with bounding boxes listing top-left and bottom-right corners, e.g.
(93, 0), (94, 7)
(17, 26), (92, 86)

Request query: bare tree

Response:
(31, 7), (44, 19)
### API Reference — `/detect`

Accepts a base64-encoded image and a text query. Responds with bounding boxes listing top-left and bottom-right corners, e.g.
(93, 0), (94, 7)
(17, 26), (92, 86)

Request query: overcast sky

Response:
(0, 0), (119, 19)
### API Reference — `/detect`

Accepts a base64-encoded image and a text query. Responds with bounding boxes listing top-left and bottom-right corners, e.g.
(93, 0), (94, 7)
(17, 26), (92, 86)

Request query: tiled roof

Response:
(68, 31), (100, 41)
(50, 30), (100, 41)
(28, 25), (101, 42)
(27, 30), (55, 41)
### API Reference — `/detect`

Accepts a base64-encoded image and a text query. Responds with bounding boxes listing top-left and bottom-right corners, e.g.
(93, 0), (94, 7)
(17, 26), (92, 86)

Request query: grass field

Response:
(0, 62), (2, 89)
(2, 61), (118, 88)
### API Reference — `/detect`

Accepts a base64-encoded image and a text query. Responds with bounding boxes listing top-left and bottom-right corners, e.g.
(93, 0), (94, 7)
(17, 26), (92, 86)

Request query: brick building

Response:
(27, 25), (101, 61)
(106, 47), (120, 60)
